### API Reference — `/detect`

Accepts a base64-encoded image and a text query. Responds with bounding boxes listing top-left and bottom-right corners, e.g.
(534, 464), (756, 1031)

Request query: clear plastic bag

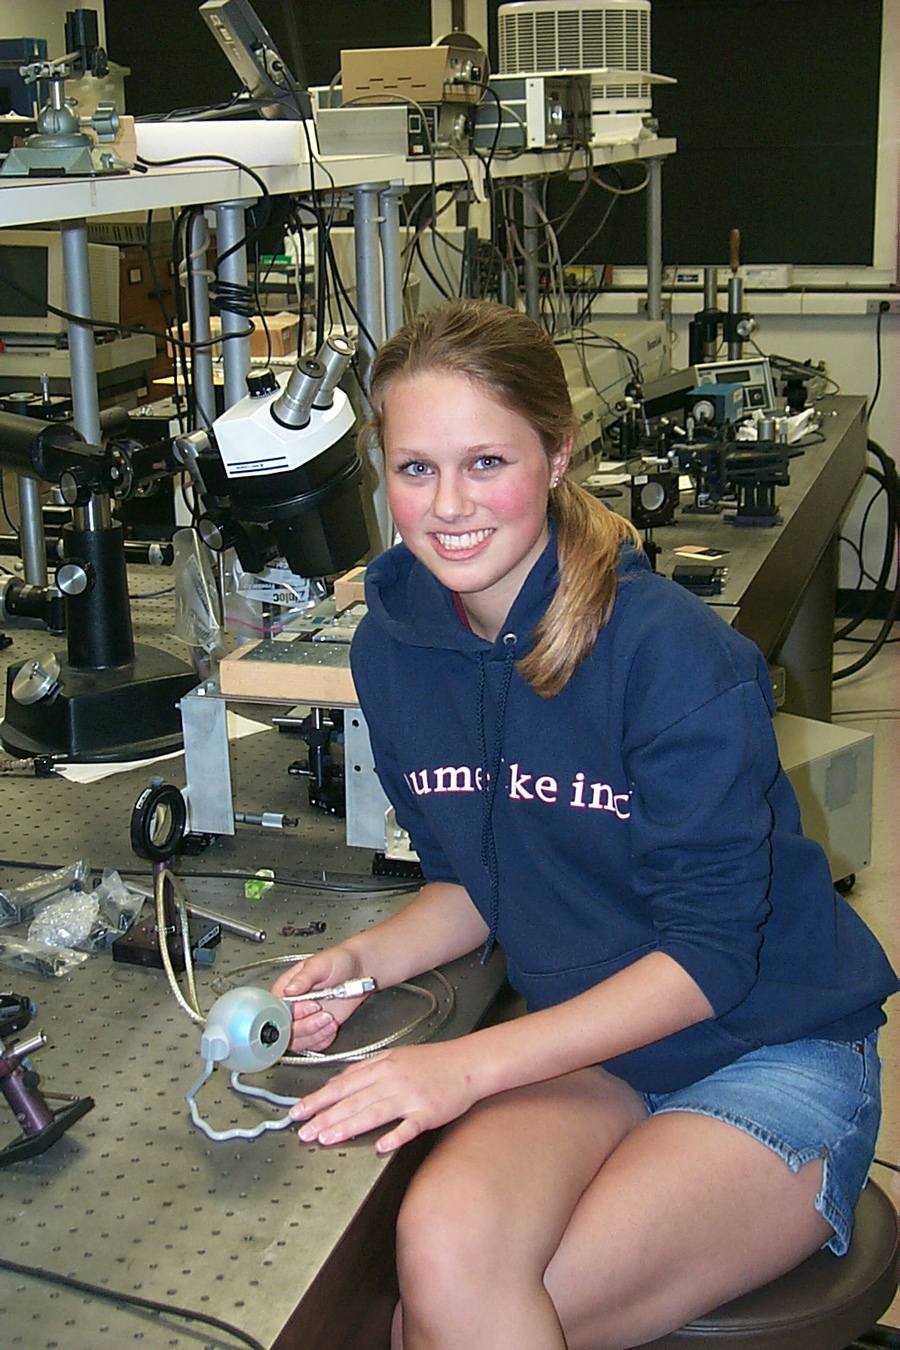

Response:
(0, 936), (89, 978)
(0, 860), (90, 928)
(27, 869), (149, 953)
(173, 527), (224, 674)
(222, 553), (316, 641)
(29, 889), (101, 951)
(92, 869), (149, 934)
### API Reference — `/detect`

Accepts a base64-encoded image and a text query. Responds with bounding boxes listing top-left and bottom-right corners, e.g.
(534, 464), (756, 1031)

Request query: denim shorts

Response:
(641, 1032), (882, 1255)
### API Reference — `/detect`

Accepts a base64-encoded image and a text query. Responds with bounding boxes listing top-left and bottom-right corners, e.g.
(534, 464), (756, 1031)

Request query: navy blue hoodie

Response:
(350, 528), (897, 1093)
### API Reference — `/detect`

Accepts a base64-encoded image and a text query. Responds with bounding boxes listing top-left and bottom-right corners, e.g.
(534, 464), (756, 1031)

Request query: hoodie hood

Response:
(363, 519), (651, 656)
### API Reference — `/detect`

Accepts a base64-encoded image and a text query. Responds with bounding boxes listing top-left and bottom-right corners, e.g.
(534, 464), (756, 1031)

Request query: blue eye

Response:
(474, 454), (504, 470)
(398, 460), (432, 477)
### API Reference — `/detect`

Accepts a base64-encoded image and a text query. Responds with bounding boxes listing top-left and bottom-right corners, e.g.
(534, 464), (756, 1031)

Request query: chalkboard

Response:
(108, 0), (883, 268)
(492, 0), (884, 267)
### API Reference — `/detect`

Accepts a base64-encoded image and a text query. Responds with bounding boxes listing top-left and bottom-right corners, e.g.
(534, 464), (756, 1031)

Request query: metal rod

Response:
(702, 266), (719, 359)
(521, 180), (541, 322)
(727, 273), (744, 360)
(499, 252), (516, 309)
(703, 266), (718, 312)
(16, 477), (48, 585)
(352, 182), (386, 388)
(379, 183), (404, 339)
(8, 1031), (46, 1061)
(353, 182), (390, 549)
(184, 903), (266, 943)
(214, 200), (252, 411)
(188, 211), (216, 430)
(61, 219), (110, 530)
(645, 157), (663, 322)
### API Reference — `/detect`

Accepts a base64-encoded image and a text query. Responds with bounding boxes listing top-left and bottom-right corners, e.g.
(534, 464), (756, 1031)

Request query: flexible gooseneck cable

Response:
(156, 868), (457, 1138)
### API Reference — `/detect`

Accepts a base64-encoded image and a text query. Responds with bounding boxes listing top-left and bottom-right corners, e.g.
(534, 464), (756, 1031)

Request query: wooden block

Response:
(218, 640), (358, 705)
(333, 566), (367, 612)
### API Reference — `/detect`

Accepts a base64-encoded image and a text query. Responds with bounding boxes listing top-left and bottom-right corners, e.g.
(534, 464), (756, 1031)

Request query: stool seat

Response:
(637, 1180), (899, 1349)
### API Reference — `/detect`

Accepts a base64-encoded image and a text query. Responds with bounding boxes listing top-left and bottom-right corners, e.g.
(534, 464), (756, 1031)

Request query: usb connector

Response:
(283, 977), (376, 1004)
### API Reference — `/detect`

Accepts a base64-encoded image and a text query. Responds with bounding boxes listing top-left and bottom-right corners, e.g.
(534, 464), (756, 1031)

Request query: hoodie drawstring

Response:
(479, 633), (517, 961)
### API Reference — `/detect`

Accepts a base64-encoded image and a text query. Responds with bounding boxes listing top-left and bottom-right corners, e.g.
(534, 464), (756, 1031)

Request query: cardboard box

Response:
(168, 312), (302, 360)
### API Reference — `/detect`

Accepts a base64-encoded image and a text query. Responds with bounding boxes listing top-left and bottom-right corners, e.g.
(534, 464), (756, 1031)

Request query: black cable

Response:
(252, 239), (273, 369)
(839, 532), (881, 591)
(0, 1255), (264, 1350)
(2, 154), (271, 355)
(142, 207), (187, 430)
(868, 303), (885, 420)
(169, 868), (419, 895)
(137, 91), (303, 123)
(0, 856), (418, 895)
(0, 476), (19, 538)
(294, 85), (339, 353)
(0, 265), (250, 355)
(137, 154), (272, 273)
(317, 219), (380, 365)
(832, 707), (898, 716)
(177, 204), (214, 431)
(751, 344), (841, 400)
(833, 443), (899, 681)
(835, 445), (898, 640)
(556, 330), (644, 384)
(129, 587), (175, 599)
(413, 233), (454, 301)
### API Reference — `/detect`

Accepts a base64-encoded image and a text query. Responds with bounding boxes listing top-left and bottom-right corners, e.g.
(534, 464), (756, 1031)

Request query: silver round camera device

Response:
(200, 987), (292, 1073)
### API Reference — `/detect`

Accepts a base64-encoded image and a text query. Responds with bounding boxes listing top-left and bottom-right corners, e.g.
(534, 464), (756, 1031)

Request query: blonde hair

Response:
(366, 300), (641, 697)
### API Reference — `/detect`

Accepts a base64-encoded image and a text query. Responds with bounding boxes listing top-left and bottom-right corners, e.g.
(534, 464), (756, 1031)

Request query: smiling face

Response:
(382, 369), (570, 639)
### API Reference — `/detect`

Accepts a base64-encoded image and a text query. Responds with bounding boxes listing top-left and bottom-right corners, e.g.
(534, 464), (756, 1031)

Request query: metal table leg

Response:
(522, 180), (541, 322)
(379, 183), (404, 340)
(645, 156), (663, 322)
(215, 200), (252, 411)
(16, 477), (47, 585)
(353, 181), (389, 549)
(188, 210), (216, 428)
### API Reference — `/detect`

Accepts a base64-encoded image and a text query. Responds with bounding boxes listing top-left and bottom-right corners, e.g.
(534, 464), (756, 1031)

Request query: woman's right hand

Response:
(271, 945), (370, 1054)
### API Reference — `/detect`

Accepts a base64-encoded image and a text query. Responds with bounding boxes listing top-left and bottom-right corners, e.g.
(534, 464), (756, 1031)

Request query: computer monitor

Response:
(0, 229), (120, 337)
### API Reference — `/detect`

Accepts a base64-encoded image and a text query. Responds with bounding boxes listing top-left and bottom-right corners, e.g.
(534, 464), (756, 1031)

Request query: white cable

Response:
(591, 164), (650, 196)
(214, 954), (456, 1064)
(157, 884), (457, 1063)
(155, 866), (205, 1027)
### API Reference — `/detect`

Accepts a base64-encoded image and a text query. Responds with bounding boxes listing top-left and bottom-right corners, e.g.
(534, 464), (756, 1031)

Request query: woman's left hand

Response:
(289, 1039), (481, 1154)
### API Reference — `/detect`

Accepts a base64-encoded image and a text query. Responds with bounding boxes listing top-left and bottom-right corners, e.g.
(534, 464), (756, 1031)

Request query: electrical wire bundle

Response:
(834, 439), (899, 681)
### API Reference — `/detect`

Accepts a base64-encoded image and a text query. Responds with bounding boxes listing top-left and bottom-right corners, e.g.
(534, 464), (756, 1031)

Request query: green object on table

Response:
(244, 869), (275, 901)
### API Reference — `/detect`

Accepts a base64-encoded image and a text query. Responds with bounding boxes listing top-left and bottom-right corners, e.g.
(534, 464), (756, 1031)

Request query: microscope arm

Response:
(0, 410), (182, 508)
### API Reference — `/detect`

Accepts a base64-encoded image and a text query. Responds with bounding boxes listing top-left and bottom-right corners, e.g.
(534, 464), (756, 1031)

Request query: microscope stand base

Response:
(0, 643), (197, 762)
(0, 1094), (95, 1167)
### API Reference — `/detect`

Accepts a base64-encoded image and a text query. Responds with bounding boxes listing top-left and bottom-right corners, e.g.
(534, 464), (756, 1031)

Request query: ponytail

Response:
(518, 480), (642, 698)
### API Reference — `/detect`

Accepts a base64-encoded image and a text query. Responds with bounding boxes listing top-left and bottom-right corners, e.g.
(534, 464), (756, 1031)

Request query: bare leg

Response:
(394, 1066), (647, 1350)
(544, 1111), (832, 1349)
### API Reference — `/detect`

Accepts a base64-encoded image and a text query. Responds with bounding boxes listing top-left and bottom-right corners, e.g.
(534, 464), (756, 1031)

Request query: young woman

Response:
(272, 300), (896, 1350)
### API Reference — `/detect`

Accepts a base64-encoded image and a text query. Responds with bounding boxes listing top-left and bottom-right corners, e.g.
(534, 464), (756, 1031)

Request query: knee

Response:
(396, 1160), (509, 1303)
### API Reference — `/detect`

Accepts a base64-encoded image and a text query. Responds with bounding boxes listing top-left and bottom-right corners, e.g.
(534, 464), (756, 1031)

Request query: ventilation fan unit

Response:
(497, 1), (671, 137)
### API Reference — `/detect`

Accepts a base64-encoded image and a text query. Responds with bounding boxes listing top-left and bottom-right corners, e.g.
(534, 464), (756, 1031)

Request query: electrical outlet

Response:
(866, 299), (900, 314)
